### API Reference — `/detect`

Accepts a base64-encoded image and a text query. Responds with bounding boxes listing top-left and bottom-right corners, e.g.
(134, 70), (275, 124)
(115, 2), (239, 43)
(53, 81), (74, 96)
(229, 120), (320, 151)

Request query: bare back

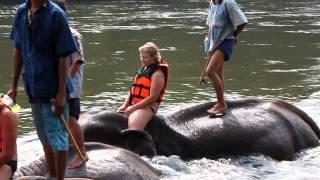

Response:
(0, 106), (18, 161)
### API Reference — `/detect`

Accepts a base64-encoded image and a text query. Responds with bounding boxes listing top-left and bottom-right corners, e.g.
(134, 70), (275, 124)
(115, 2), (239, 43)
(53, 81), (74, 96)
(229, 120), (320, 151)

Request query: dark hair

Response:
(53, 0), (67, 12)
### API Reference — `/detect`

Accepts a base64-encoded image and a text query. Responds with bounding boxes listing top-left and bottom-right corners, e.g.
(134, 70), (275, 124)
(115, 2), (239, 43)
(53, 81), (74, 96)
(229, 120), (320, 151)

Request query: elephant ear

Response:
(120, 129), (156, 157)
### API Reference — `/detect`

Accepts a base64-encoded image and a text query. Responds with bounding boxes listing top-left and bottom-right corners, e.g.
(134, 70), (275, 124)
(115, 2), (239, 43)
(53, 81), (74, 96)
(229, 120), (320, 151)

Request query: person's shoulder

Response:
(49, 1), (64, 12)
(1, 108), (19, 125)
(224, 0), (238, 6)
(224, 0), (237, 3)
(16, 2), (27, 10)
(224, 0), (240, 11)
(49, 1), (68, 18)
(152, 68), (166, 79)
(14, 2), (27, 18)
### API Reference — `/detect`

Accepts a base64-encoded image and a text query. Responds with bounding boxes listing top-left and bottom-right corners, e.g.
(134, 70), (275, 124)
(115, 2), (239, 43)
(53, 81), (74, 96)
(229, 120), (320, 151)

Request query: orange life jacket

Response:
(129, 60), (169, 105)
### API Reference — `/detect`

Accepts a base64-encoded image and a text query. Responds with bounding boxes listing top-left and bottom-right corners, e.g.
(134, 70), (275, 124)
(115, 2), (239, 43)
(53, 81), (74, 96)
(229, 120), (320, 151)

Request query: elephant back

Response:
(147, 98), (320, 160)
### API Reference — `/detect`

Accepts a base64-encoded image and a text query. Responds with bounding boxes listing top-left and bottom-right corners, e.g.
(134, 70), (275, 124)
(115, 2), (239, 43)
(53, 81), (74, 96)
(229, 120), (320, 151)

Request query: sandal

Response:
(207, 110), (225, 118)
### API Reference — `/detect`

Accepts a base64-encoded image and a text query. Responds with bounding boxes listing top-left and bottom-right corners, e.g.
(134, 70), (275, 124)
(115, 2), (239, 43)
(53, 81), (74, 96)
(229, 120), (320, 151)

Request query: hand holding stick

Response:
(198, 32), (210, 86)
(198, 57), (210, 86)
(51, 99), (86, 162)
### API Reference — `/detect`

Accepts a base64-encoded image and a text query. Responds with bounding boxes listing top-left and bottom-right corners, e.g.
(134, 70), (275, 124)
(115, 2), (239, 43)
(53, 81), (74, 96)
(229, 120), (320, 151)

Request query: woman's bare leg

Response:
(217, 61), (224, 90)
(206, 49), (227, 113)
(128, 107), (154, 130)
(0, 165), (12, 180)
(68, 116), (89, 169)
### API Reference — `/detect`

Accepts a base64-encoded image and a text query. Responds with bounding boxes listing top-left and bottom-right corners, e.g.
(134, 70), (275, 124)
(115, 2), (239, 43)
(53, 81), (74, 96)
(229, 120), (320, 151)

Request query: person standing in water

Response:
(9, 0), (77, 179)
(204, 0), (247, 117)
(53, 0), (89, 169)
(117, 42), (169, 130)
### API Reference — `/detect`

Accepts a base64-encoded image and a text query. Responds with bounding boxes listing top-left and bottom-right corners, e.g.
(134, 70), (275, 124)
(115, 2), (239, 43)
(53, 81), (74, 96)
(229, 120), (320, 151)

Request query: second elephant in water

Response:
(79, 98), (320, 161)
(14, 142), (160, 179)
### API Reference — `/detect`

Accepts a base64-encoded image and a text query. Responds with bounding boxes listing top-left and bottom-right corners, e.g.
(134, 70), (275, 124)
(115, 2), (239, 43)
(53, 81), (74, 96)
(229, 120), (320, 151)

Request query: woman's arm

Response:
(233, 23), (247, 37)
(225, 0), (248, 35)
(70, 60), (83, 78)
(117, 92), (131, 112)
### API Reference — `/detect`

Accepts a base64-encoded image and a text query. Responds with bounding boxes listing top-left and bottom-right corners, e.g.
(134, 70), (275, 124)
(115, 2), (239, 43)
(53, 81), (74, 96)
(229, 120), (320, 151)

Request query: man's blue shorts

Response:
(217, 39), (235, 61)
(31, 102), (69, 152)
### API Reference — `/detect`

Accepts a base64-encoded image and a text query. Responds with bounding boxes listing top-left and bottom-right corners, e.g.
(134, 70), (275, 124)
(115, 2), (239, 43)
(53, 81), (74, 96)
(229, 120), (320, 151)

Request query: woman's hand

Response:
(204, 31), (208, 38)
(116, 105), (127, 113)
(124, 106), (135, 116)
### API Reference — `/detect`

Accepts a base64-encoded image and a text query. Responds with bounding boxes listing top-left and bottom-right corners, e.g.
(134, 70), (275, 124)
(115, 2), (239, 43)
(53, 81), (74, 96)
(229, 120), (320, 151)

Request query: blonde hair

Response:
(139, 42), (161, 62)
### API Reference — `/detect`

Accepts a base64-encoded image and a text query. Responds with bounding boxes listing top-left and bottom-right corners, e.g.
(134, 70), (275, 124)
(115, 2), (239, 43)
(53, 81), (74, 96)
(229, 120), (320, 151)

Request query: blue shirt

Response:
(204, 0), (248, 54)
(11, 0), (76, 102)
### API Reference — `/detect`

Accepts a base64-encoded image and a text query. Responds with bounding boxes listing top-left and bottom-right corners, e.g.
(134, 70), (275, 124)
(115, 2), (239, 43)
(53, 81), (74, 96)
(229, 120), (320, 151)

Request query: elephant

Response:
(14, 142), (161, 179)
(79, 98), (320, 161)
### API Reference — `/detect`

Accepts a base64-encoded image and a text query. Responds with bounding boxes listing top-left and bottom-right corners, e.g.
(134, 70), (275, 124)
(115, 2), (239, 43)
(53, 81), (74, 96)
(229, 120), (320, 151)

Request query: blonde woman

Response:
(117, 42), (169, 130)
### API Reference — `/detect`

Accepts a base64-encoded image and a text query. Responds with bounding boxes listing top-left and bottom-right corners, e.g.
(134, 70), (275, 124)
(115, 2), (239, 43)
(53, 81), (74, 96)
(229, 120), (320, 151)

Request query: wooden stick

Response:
(197, 57), (210, 86)
(58, 114), (86, 162)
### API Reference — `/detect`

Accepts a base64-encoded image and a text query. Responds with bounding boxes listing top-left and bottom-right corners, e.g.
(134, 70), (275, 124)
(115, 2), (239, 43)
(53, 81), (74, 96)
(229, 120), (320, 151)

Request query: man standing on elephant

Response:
(204, 0), (247, 117)
(8, 0), (77, 179)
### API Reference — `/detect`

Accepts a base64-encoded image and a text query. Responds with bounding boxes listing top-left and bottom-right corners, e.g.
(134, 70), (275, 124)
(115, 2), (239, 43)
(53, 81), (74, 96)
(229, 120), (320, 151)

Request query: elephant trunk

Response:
(13, 157), (47, 178)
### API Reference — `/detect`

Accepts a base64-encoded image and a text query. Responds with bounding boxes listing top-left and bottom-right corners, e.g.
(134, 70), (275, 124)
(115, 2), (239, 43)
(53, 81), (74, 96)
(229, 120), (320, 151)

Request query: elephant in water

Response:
(14, 142), (161, 179)
(79, 98), (320, 161)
